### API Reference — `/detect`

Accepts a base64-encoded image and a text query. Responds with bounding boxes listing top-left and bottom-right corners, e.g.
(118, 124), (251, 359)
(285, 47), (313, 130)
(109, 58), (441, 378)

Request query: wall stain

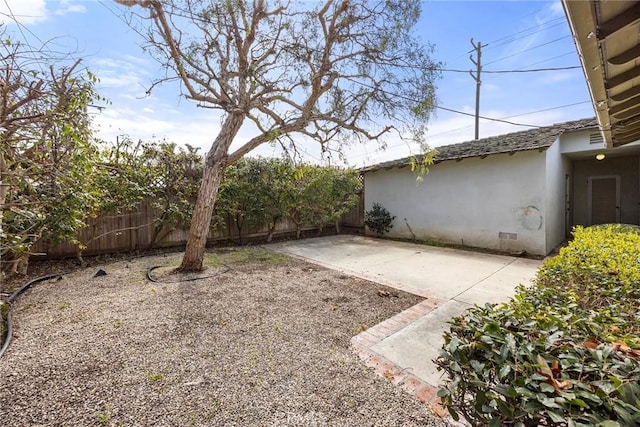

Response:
(519, 206), (543, 230)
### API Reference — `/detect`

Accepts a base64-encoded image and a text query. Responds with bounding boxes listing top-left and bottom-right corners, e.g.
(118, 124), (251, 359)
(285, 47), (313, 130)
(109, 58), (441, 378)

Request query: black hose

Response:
(1, 273), (64, 359)
(1, 263), (230, 358)
(146, 265), (231, 283)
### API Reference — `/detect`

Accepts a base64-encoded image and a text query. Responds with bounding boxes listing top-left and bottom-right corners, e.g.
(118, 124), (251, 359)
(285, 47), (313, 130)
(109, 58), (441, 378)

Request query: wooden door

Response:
(588, 176), (620, 225)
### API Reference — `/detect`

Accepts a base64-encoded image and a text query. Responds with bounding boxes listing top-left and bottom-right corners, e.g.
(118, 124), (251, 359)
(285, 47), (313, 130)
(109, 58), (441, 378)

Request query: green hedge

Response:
(436, 225), (640, 426)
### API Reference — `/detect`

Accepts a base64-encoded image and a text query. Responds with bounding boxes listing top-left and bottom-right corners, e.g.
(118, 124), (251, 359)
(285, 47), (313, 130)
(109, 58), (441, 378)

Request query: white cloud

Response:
(537, 71), (576, 84)
(0, 0), (48, 25)
(55, 0), (86, 16)
(92, 98), (591, 170)
(92, 57), (151, 90)
(92, 104), (223, 154)
(0, 0), (87, 26)
(547, 0), (565, 19)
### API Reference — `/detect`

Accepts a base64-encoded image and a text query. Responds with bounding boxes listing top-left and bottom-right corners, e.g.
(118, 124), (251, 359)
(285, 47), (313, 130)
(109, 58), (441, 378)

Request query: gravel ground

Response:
(1, 247), (450, 426)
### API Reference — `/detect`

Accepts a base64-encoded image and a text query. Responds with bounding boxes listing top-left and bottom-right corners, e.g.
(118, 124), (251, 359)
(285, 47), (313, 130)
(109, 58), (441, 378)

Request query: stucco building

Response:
(362, 118), (640, 256)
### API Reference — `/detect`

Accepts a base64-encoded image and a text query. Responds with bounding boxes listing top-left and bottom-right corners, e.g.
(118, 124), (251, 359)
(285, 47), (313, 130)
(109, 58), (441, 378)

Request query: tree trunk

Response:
(266, 216), (280, 243)
(179, 113), (244, 272)
(148, 211), (168, 249)
(266, 222), (276, 242)
(0, 153), (8, 253)
(178, 151), (226, 271)
(235, 214), (243, 245)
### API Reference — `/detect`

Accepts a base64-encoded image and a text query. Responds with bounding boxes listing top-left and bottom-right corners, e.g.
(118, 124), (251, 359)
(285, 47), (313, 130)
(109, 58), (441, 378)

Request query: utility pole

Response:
(469, 38), (486, 140)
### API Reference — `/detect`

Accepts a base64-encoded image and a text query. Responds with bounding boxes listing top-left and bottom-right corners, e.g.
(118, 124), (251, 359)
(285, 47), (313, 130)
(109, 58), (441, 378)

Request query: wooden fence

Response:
(32, 193), (365, 260)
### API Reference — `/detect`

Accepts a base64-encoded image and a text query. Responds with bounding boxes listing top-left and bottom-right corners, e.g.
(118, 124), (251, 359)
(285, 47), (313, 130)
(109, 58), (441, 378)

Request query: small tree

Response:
(217, 158), (271, 243)
(300, 166), (360, 235)
(141, 141), (202, 247)
(326, 168), (361, 234)
(286, 164), (315, 240)
(256, 158), (297, 242)
(217, 157), (301, 243)
(364, 203), (395, 236)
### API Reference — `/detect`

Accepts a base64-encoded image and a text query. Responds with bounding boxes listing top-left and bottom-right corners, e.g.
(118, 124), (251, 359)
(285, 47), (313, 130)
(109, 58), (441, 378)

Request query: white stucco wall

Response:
(561, 128), (640, 155)
(544, 139), (571, 253)
(364, 150), (548, 255)
(560, 128), (602, 154)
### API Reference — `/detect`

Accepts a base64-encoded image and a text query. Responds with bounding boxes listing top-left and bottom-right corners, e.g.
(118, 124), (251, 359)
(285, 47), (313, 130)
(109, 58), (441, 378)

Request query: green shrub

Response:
(535, 225), (640, 342)
(436, 225), (640, 426)
(588, 223), (640, 236)
(364, 203), (396, 235)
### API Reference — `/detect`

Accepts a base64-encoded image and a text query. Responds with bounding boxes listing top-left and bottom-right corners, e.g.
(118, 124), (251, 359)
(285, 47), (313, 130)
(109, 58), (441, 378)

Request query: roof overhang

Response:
(562, 0), (640, 148)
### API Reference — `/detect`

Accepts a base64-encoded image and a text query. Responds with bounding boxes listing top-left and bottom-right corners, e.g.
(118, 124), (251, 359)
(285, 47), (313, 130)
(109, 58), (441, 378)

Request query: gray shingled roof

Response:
(361, 117), (598, 173)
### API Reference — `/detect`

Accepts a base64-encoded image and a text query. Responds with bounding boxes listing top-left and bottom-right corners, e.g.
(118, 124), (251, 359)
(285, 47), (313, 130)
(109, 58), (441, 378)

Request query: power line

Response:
(439, 65), (580, 74)
(449, 12), (565, 62)
(514, 52), (577, 70)
(97, 4), (580, 141)
(483, 35), (571, 66)
(348, 100), (592, 160)
(351, 57), (580, 75)
(342, 76), (543, 129)
(434, 105), (542, 128)
(500, 101), (590, 119)
(485, 19), (566, 50)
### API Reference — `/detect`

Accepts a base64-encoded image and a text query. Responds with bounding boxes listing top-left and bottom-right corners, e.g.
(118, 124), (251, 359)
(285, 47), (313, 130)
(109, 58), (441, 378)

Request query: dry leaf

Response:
(537, 355), (553, 378)
(582, 340), (599, 349)
(430, 401), (449, 418)
(537, 355), (572, 393)
(612, 340), (640, 358)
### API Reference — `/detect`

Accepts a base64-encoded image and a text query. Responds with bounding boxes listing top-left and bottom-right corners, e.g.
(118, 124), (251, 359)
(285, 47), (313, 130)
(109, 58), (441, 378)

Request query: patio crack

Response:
(450, 257), (519, 302)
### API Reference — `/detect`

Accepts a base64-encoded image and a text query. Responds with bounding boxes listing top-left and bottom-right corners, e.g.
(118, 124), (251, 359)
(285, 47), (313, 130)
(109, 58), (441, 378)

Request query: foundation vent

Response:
(499, 232), (518, 240)
(589, 132), (604, 145)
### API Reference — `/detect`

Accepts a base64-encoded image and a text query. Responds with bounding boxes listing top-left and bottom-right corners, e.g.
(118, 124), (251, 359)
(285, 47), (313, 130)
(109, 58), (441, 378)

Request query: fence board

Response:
(31, 193), (365, 259)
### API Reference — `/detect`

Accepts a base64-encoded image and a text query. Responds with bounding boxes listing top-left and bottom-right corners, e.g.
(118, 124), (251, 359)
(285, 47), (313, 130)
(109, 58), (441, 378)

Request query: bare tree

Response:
(116, 0), (440, 271)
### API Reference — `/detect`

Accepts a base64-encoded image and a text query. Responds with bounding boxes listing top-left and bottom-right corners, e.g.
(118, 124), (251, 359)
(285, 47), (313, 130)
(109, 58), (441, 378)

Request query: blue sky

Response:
(1, 0), (595, 167)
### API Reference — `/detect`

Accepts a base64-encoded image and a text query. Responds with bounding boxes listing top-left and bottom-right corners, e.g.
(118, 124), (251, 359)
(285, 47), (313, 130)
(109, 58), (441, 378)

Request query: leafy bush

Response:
(301, 166), (361, 235)
(535, 225), (640, 342)
(364, 203), (396, 235)
(588, 223), (640, 236)
(436, 225), (640, 426)
(217, 159), (361, 242)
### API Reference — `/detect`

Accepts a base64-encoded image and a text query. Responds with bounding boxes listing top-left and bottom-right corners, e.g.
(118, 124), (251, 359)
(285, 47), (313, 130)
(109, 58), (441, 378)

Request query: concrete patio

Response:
(267, 235), (543, 389)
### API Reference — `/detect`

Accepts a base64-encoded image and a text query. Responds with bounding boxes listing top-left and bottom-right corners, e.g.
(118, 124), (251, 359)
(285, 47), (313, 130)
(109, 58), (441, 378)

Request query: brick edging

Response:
(350, 298), (448, 414)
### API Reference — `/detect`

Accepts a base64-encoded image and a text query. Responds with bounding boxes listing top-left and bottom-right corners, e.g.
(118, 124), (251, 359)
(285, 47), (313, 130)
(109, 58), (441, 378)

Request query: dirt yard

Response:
(0, 247), (450, 426)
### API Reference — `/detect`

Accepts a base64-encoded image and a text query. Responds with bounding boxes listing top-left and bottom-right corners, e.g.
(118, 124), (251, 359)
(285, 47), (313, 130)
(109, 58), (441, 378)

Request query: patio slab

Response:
(267, 235), (543, 389)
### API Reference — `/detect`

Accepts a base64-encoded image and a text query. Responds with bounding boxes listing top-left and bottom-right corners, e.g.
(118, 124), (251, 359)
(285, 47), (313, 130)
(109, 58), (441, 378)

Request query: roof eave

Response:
(562, 0), (640, 148)
(562, 0), (614, 148)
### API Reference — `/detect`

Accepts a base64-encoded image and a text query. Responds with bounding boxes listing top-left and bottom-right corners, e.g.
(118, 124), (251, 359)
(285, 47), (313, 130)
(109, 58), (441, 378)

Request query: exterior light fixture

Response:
(586, 31), (595, 39)
(595, 153), (606, 161)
